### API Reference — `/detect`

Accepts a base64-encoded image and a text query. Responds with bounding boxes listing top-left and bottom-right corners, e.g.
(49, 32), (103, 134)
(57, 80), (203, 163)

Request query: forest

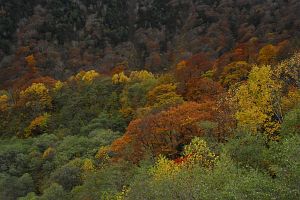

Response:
(0, 0), (299, 199)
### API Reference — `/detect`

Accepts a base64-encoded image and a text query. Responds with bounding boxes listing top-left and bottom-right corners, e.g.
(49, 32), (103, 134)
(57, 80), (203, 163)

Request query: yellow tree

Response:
(183, 137), (217, 169)
(82, 158), (95, 172)
(19, 83), (52, 114)
(129, 70), (155, 82)
(150, 155), (181, 181)
(234, 65), (282, 137)
(112, 72), (130, 84)
(73, 70), (100, 84)
(81, 70), (100, 83)
(0, 94), (9, 112)
(53, 80), (64, 92)
(150, 138), (217, 181)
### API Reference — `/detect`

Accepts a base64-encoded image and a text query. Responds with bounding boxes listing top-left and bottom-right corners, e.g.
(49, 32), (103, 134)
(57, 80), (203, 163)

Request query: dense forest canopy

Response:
(0, 0), (299, 199)
(1, 0), (300, 87)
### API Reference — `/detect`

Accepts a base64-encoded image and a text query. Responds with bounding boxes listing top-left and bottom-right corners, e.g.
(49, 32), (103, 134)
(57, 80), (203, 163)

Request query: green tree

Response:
(0, 173), (35, 200)
(40, 183), (67, 200)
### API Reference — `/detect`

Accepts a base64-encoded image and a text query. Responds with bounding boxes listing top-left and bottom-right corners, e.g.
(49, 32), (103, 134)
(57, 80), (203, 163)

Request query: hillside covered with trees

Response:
(0, 0), (299, 199)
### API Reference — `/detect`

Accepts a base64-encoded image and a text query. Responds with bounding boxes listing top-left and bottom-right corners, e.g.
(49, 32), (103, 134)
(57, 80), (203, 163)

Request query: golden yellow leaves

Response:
(20, 83), (48, 97)
(150, 138), (217, 180)
(0, 94), (9, 112)
(233, 65), (281, 136)
(183, 137), (217, 169)
(112, 70), (155, 84)
(82, 158), (95, 172)
(112, 72), (130, 84)
(54, 80), (64, 92)
(222, 52), (299, 138)
(19, 83), (52, 112)
(150, 155), (181, 180)
(74, 70), (100, 84)
(82, 70), (100, 83)
(129, 70), (154, 82)
(24, 113), (50, 138)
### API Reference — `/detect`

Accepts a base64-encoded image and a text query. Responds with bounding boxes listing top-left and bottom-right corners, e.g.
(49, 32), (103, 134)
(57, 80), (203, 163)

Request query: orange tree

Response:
(185, 78), (223, 102)
(108, 101), (217, 163)
(175, 53), (214, 93)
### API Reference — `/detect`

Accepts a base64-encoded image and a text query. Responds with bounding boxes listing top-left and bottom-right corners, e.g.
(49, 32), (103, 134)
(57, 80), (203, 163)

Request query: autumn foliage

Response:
(175, 53), (214, 85)
(18, 83), (52, 114)
(25, 54), (37, 73)
(220, 61), (252, 87)
(0, 1), (300, 199)
(233, 65), (282, 137)
(24, 113), (50, 138)
(109, 101), (217, 162)
(185, 78), (223, 102)
(0, 94), (9, 112)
